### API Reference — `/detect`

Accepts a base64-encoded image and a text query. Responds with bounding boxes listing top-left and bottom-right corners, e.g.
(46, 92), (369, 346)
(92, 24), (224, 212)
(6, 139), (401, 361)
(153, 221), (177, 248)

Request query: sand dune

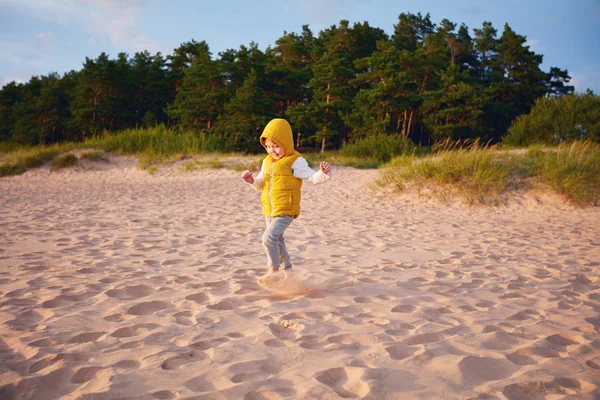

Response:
(0, 157), (599, 399)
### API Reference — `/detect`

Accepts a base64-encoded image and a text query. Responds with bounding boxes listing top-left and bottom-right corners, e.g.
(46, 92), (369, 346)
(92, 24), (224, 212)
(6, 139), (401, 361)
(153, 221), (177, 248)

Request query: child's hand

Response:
(241, 170), (254, 184)
(320, 162), (331, 174)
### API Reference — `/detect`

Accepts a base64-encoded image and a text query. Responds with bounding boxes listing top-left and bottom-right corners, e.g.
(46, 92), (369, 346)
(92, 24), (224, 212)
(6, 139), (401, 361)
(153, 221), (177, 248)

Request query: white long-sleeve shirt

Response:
(249, 156), (331, 190)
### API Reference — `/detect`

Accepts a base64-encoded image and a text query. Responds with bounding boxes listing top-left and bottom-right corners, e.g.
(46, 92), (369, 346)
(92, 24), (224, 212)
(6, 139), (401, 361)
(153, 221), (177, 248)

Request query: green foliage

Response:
(167, 43), (227, 130)
(505, 94), (600, 145)
(218, 69), (275, 150)
(421, 68), (486, 141)
(50, 153), (78, 170)
(340, 134), (419, 163)
(0, 15), (576, 150)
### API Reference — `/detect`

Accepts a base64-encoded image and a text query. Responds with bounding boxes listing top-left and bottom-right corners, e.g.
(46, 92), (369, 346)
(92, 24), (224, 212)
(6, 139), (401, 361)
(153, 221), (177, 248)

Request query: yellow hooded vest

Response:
(259, 119), (303, 218)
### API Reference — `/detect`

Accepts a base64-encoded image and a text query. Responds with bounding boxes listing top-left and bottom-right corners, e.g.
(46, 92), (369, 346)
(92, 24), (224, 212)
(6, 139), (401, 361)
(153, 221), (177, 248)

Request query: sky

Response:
(1, 0), (599, 93)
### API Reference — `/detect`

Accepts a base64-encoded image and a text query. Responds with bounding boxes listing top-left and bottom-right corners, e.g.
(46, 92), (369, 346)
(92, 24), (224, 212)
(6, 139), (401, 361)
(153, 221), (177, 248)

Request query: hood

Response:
(260, 119), (294, 156)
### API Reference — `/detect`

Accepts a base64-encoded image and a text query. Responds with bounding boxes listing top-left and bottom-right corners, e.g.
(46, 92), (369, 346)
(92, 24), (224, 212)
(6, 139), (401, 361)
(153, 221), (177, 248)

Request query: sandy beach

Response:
(1, 156), (599, 400)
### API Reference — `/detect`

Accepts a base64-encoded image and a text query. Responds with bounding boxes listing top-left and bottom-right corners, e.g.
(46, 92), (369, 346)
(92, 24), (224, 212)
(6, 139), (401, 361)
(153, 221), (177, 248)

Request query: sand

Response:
(0, 156), (599, 400)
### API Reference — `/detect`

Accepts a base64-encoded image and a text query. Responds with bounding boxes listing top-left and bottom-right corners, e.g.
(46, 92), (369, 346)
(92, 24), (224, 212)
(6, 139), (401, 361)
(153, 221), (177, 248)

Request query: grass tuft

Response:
(231, 158), (262, 172)
(80, 151), (108, 162)
(0, 147), (61, 177)
(50, 153), (78, 170)
(182, 158), (225, 172)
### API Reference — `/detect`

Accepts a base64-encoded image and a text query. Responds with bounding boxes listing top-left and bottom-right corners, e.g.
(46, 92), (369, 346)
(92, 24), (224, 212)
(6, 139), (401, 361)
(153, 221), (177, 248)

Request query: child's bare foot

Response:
(283, 269), (294, 279)
(257, 269), (283, 286)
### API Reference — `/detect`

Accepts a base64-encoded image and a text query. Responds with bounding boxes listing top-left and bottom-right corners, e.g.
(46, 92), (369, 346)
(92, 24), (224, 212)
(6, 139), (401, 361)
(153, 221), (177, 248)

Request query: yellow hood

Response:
(260, 119), (294, 156)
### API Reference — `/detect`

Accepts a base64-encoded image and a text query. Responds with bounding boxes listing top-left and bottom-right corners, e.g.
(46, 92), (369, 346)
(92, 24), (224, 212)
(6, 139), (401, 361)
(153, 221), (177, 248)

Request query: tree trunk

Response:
(407, 109), (414, 138)
(321, 136), (326, 153)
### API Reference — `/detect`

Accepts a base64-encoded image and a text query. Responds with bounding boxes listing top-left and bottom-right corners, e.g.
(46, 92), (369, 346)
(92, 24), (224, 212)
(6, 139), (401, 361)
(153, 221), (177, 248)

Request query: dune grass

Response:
(0, 146), (63, 176)
(378, 140), (599, 207)
(532, 141), (600, 206)
(50, 153), (78, 170)
(80, 151), (109, 162)
(82, 125), (231, 158)
(1, 127), (598, 208)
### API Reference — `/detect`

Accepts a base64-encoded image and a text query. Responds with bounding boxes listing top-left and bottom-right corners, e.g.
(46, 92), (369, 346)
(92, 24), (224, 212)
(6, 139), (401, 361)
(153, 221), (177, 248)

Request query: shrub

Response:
(340, 134), (419, 163)
(504, 94), (600, 146)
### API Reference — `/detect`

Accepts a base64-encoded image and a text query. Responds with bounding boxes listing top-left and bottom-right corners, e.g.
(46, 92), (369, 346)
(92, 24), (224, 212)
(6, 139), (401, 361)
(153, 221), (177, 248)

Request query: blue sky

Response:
(1, 0), (599, 93)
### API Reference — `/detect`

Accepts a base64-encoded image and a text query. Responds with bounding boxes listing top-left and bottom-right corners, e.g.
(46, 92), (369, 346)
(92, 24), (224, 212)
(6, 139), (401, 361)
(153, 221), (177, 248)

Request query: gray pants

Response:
(262, 215), (293, 270)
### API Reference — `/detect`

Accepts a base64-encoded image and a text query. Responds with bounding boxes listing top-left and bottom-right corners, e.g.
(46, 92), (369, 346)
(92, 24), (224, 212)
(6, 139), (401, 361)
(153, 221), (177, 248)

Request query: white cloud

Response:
(298, 0), (348, 27)
(0, 32), (53, 64)
(1, 0), (160, 54)
(525, 39), (543, 53)
(0, 0), (72, 25)
(2, 75), (24, 86)
(37, 32), (54, 48)
(569, 65), (600, 94)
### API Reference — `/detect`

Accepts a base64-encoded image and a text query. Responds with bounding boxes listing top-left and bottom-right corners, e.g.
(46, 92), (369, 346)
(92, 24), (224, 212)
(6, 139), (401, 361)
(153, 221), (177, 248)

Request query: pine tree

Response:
(167, 45), (227, 130)
(219, 69), (276, 150)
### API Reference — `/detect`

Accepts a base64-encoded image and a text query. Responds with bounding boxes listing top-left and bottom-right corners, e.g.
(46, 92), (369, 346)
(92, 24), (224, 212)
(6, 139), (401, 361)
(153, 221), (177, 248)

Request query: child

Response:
(241, 118), (331, 285)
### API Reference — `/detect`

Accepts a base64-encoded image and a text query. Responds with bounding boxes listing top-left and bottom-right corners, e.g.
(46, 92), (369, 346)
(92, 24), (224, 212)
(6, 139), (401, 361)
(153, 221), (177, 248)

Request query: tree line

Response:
(0, 12), (577, 152)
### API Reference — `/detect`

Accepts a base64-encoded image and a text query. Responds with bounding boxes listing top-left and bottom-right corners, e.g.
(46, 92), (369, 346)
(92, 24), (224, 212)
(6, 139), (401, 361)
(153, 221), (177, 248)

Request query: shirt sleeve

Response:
(291, 157), (331, 184)
(247, 159), (265, 191)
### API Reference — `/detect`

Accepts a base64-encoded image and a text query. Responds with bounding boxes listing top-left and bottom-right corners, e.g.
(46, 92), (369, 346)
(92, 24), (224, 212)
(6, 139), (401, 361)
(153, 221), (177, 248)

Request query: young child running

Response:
(241, 118), (331, 286)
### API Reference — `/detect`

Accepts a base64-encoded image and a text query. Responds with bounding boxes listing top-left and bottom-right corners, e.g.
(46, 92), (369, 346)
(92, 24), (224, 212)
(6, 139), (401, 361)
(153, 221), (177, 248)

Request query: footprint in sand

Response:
(28, 357), (57, 373)
(160, 350), (208, 370)
(151, 390), (179, 399)
(502, 378), (583, 400)
(227, 358), (281, 383)
(268, 320), (304, 340)
(189, 337), (230, 351)
(105, 284), (154, 300)
(391, 304), (417, 313)
(110, 323), (161, 338)
(315, 367), (370, 399)
(586, 356), (600, 370)
(386, 344), (420, 360)
(458, 356), (520, 384)
(71, 366), (105, 384)
(185, 292), (211, 304)
(68, 331), (105, 343)
(506, 346), (560, 365)
(127, 300), (172, 315)
(545, 333), (581, 347)
(28, 338), (54, 347)
(8, 309), (53, 328)
(112, 359), (141, 369)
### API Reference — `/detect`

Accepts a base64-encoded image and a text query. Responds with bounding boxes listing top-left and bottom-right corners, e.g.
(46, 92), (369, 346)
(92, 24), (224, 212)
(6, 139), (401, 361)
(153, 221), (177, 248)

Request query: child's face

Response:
(264, 139), (285, 160)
